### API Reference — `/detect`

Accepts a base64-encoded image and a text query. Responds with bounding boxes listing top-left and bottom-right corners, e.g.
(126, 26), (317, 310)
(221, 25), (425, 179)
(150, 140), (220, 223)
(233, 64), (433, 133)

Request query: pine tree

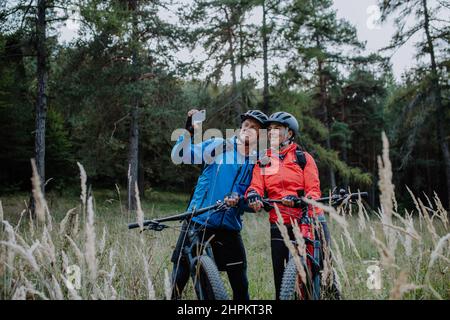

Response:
(1, 0), (72, 212)
(181, 0), (258, 122)
(379, 0), (450, 206)
(279, 0), (366, 190)
(71, 0), (184, 210)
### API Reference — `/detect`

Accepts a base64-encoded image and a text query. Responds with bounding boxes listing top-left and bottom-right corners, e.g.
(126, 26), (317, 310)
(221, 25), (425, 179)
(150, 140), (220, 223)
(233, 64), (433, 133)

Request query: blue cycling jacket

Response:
(171, 134), (255, 231)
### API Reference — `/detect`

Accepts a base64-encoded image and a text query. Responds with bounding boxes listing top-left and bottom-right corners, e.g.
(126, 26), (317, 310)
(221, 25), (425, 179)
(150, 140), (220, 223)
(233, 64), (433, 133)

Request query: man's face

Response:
(268, 122), (290, 147)
(239, 118), (262, 145)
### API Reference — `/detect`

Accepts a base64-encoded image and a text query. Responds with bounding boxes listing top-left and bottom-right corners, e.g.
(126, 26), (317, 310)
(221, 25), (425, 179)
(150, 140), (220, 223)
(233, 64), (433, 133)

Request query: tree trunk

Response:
(238, 5), (244, 82)
(262, 0), (269, 114)
(325, 135), (337, 190)
(341, 102), (349, 186)
(138, 144), (145, 200)
(127, 0), (140, 211)
(423, 0), (450, 206)
(224, 8), (236, 88)
(317, 58), (336, 190)
(224, 7), (241, 123)
(371, 141), (377, 207)
(229, 38), (237, 88)
(127, 100), (139, 211)
(31, 0), (48, 214)
(238, 16), (245, 112)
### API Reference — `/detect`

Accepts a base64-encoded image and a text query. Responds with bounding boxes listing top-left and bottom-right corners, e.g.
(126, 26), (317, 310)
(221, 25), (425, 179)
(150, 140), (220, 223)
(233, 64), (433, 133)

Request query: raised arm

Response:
(171, 109), (223, 165)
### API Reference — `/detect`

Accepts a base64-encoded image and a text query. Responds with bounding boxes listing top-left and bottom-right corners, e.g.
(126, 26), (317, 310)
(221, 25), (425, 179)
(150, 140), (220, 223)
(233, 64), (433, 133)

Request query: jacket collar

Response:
(267, 142), (297, 157)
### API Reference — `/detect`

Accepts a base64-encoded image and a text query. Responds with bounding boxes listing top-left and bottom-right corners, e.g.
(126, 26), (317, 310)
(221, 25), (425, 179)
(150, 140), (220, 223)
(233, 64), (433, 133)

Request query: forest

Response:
(0, 0), (448, 208)
(0, 0), (449, 301)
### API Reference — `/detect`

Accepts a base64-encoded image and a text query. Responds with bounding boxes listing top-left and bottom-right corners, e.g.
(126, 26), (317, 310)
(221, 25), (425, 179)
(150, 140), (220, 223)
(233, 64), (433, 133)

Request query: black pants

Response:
(270, 221), (331, 300)
(171, 222), (249, 300)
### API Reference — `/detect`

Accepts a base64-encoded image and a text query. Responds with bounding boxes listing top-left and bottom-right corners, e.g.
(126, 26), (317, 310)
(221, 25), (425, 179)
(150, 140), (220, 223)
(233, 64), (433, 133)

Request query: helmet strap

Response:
(279, 128), (292, 147)
(280, 139), (291, 148)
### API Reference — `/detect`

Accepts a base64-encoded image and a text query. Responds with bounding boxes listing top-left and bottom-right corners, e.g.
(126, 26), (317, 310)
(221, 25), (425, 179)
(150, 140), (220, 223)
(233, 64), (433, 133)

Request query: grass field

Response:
(0, 138), (449, 300)
(0, 186), (448, 300)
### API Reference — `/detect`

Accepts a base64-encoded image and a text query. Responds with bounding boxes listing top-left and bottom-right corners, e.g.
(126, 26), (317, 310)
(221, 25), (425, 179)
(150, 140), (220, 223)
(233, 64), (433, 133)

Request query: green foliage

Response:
(0, 32), (34, 192)
(0, 0), (448, 208)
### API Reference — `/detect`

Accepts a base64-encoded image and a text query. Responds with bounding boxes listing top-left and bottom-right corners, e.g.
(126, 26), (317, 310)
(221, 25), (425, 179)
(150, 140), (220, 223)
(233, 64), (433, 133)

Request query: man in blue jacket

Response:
(170, 109), (268, 300)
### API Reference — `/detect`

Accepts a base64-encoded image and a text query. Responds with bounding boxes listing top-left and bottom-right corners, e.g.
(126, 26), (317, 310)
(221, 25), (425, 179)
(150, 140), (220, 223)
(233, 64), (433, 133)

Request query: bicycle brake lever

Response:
(293, 197), (304, 208)
(215, 200), (228, 211)
(145, 223), (168, 231)
(155, 224), (168, 231)
(262, 200), (274, 211)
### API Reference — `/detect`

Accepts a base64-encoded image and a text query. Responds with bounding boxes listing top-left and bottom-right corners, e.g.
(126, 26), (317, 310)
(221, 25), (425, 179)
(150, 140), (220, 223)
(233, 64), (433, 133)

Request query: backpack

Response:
(294, 145), (307, 171)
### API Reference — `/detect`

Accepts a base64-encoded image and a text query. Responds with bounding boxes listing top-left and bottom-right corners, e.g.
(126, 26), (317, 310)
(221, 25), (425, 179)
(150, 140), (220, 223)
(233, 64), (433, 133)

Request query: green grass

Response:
(0, 189), (449, 300)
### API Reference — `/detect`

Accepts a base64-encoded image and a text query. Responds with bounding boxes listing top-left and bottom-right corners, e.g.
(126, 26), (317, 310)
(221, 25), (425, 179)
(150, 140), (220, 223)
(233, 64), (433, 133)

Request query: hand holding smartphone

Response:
(185, 109), (206, 135)
(192, 109), (206, 125)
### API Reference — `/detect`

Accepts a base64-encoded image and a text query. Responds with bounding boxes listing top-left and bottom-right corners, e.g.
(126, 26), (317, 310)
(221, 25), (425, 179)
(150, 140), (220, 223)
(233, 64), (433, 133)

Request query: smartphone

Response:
(192, 109), (206, 124)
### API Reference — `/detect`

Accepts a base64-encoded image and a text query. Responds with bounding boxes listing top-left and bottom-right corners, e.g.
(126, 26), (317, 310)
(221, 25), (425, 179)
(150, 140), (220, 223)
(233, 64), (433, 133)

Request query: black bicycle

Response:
(261, 189), (368, 300)
(128, 201), (230, 300)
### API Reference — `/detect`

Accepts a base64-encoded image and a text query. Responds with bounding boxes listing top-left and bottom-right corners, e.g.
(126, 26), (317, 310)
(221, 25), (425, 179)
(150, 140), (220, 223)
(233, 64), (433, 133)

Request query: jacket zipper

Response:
(219, 141), (245, 228)
(278, 147), (299, 225)
(240, 160), (251, 185)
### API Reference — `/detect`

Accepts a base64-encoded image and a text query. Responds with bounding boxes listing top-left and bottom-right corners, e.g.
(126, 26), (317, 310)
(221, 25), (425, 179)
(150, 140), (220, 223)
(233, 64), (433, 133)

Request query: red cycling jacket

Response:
(245, 143), (324, 229)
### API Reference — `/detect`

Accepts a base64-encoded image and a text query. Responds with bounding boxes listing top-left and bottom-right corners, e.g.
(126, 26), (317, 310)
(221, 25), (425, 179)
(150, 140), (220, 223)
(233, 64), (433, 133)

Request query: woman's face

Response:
(268, 122), (291, 147)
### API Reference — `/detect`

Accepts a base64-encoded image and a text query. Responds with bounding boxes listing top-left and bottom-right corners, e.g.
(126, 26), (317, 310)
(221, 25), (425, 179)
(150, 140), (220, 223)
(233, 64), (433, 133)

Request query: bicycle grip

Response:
(128, 222), (140, 229)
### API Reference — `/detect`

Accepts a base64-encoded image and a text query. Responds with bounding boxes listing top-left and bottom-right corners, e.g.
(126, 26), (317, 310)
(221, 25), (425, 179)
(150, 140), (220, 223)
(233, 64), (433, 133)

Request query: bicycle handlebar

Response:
(127, 201), (227, 230)
(311, 191), (368, 204)
(129, 191), (368, 229)
(262, 191), (368, 210)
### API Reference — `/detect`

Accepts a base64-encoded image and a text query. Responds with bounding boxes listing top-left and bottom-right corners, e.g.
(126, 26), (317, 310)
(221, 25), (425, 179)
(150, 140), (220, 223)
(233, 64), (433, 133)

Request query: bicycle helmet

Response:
(266, 111), (299, 138)
(240, 110), (269, 127)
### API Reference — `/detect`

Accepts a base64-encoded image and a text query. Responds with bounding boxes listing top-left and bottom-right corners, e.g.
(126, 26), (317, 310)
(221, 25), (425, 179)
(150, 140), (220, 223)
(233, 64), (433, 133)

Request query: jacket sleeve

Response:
(245, 163), (265, 198)
(171, 133), (221, 165)
(303, 152), (324, 216)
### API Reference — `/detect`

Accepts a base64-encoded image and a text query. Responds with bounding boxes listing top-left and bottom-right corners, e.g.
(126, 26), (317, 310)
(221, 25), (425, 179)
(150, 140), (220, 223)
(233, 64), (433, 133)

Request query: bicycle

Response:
(128, 201), (230, 300)
(261, 189), (368, 300)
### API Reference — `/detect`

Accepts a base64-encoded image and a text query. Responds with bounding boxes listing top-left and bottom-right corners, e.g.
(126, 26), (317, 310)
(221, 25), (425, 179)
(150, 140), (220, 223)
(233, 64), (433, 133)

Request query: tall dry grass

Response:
(0, 160), (162, 300)
(0, 133), (449, 300)
(275, 132), (449, 300)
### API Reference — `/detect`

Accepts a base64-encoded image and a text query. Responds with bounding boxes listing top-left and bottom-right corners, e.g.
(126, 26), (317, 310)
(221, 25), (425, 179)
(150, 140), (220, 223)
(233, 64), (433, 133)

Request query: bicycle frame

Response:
(180, 223), (219, 299)
(127, 201), (227, 230)
(128, 202), (229, 300)
(182, 223), (216, 268)
(265, 190), (368, 300)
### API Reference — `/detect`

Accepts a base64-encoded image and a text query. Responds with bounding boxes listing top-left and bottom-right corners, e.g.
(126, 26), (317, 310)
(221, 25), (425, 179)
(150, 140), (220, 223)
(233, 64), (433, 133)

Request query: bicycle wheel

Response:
(192, 255), (229, 300)
(321, 267), (342, 300)
(279, 257), (315, 300)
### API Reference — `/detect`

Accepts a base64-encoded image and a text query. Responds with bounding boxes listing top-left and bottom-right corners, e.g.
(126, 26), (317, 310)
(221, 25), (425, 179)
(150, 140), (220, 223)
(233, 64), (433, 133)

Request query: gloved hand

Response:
(224, 192), (240, 207)
(281, 195), (301, 208)
(247, 190), (263, 212)
(185, 109), (200, 135)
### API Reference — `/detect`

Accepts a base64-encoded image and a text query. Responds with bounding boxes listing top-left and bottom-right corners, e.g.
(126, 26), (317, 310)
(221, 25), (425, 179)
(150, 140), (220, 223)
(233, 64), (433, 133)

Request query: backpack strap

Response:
(257, 155), (271, 168)
(295, 145), (307, 171)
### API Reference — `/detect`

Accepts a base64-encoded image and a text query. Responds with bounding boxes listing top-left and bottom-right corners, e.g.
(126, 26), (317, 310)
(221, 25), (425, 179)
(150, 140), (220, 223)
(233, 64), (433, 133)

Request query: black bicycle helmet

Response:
(240, 110), (269, 127)
(266, 111), (299, 137)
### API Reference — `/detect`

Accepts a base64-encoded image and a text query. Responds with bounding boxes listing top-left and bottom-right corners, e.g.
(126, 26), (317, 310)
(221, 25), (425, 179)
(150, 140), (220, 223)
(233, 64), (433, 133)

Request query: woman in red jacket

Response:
(245, 111), (330, 299)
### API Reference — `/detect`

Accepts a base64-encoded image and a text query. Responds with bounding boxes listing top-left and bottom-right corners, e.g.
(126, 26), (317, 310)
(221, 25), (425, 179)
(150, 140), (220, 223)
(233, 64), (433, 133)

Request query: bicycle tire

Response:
(192, 255), (229, 300)
(321, 267), (343, 300)
(279, 257), (314, 300)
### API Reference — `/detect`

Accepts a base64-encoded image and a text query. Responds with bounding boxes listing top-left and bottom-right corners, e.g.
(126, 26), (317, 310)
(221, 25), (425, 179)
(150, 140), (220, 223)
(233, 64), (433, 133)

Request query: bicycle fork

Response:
(311, 238), (322, 300)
